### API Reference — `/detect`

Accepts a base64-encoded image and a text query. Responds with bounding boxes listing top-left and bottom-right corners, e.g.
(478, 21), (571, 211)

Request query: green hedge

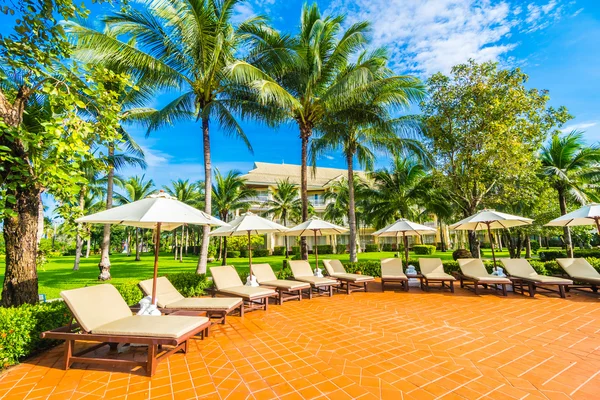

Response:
(226, 250), (240, 258)
(452, 249), (472, 260)
(253, 249), (270, 257)
(530, 240), (540, 253)
(538, 250), (566, 261)
(239, 249), (248, 258)
(335, 244), (346, 254)
(291, 246), (300, 255)
(381, 243), (393, 252)
(166, 273), (211, 297)
(273, 246), (286, 256)
(413, 245), (436, 255)
(315, 245), (333, 254)
(0, 301), (72, 370)
(364, 244), (379, 252)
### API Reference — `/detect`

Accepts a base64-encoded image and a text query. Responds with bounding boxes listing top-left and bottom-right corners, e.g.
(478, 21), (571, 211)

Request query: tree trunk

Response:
(525, 236), (531, 259)
(299, 123), (312, 261)
(222, 237), (228, 266)
(73, 187), (86, 271)
(174, 230), (179, 260)
(439, 222), (446, 252)
(37, 194), (44, 244)
(468, 230), (480, 258)
(179, 227), (184, 262)
(558, 190), (573, 257)
(185, 226), (189, 256)
(283, 213), (289, 258)
(197, 117), (212, 274)
(346, 152), (358, 262)
(126, 228), (131, 256)
(2, 184), (41, 306)
(98, 144), (114, 280)
(135, 228), (141, 261)
(85, 235), (91, 258)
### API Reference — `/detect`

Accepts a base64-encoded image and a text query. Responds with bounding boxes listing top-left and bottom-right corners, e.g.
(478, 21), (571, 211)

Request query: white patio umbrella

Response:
(449, 209), (534, 267)
(372, 219), (437, 266)
(545, 203), (600, 234)
(209, 212), (288, 285)
(76, 191), (228, 305)
(284, 217), (348, 269)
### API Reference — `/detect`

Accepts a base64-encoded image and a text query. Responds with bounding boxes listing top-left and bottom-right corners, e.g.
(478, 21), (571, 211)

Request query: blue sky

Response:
(3, 0), (600, 192)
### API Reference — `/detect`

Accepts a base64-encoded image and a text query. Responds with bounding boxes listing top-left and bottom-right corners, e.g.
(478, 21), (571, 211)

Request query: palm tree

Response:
(163, 179), (202, 260)
(114, 175), (155, 261)
(421, 188), (455, 252)
(231, 4), (423, 260)
(539, 131), (600, 257)
(66, 1), (274, 274)
(212, 170), (256, 265)
(263, 179), (304, 257)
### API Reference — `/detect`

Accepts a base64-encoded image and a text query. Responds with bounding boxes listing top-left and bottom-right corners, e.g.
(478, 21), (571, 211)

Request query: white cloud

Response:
(561, 121), (598, 133)
(324, 155), (335, 160)
(328, 0), (570, 76)
(139, 145), (171, 168)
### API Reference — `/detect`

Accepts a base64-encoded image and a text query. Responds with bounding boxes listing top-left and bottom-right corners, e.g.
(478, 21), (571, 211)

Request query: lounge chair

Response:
(556, 258), (599, 294)
(138, 277), (244, 323)
(288, 260), (341, 297)
(418, 258), (456, 292)
(380, 258), (409, 291)
(500, 258), (572, 298)
(41, 284), (211, 376)
(322, 259), (375, 294)
(456, 259), (511, 296)
(252, 263), (312, 304)
(210, 266), (277, 312)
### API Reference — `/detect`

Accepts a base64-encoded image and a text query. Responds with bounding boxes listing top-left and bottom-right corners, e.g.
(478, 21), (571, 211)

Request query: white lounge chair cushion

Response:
(252, 263), (279, 283)
(93, 315), (208, 338)
(423, 272), (456, 281)
(501, 259), (572, 284)
(210, 266), (244, 289)
(218, 286), (275, 299)
(139, 277), (184, 308)
(557, 258), (600, 282)
(419, 258), (446, 275)
(259, 280), (310, 290)
(164, 297), (242, 310)
(323, 259), (346, 275)
(330, 273), (374, 282)
(458, 259), (510, 283)
(289, 260), (315, 278)
(381, 258), (407, 279)
(294, 276), (338, 286)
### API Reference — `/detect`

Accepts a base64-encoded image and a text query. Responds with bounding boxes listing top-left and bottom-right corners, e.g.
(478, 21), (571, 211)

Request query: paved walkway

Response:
(1, 282), (599, 399)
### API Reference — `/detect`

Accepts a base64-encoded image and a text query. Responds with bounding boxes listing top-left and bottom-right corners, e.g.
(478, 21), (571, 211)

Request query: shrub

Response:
(315, 245), (333, 254)
(167, 273), (211, 297)
(573, 249), (600, 259)
(273, 246), (286, 256)
(530, 240), (540, 253)
(226, 250), (240, 258)
(528, 260), (548, 276)
(115, 282), (144, 305)
(0, 301), (72, 370)
(291, 246), (300, 255)
(239, 249), (248, 258)
(538, 250), (566, 261)
(452, 249), (472, 260)
(253, 248), (270, 257)
(413, 245), (436, 255)
(335, 244), (346, 254)
(548, 238), (564, 247)
(381, 243), (393, 252)
(364, 244), (379, 253)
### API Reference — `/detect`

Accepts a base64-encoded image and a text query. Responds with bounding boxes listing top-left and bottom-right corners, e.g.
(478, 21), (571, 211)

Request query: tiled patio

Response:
(1, 282), (600, 400)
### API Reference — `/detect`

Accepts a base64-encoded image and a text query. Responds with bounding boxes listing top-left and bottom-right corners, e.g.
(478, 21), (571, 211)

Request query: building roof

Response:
(242, 162), (365, 189)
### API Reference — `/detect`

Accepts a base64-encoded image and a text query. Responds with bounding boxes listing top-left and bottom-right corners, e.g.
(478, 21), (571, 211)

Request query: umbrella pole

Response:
(404, 232), (409, 267)
(314, 230), (318, 269)
(248, 231), (253, 279)
(487, 223), (496, 270)
(151, 222), (161, 305)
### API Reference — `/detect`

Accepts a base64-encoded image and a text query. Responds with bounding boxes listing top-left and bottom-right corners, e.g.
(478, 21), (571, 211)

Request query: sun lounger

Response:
(418, 258), (456, 292)
(456, 259), (511, 296)
(288, 260), (340, 297)
(322, 259), (374, 294)
(210, 266), (277, 312)
(138, 277), (243, 323)
(41, 284), (211, 376)
(556, 258), (600, 294)
(252, 263), (311, 304)
(380, 258), (409, 291)
(500, 258), (572, 298)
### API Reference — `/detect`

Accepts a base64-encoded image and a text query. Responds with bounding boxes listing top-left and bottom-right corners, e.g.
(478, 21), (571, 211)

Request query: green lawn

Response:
(1, 248), (514, 299)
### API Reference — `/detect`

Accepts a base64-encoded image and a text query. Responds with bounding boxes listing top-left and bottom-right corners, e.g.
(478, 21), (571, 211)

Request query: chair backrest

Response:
(557, 258), (599, 277)
(289, 260), (313, 277)
(458, 258), (489, 277)
(139, 277), (184, 308)
(381, 258), (403, 276)
(419, 258), (445, 275)
(210, 266), (244, 289)
(323, 259), (346, 275)
(252, 263), (278, 283)
(61, 284), (132, 333)
(500, 258), (537, 277)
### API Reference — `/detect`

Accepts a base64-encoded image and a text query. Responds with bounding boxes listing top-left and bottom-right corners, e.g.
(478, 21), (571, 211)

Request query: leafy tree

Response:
(539, 131), (600, 257)
(163, 179), (203, 260)
(263, 179), (305, 257)
(66, 0), (274, 274)
(212, 170), (256, 265)
(421, 60), (572, 257)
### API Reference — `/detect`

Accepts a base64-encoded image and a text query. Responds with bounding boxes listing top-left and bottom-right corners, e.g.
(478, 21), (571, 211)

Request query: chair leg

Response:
(279, 289), (283, 305)
(64, 340), (73, 371)
(460, 278), (464, 288)
(528, 283), (535, 297)
(559, 285), (566, 298)
(473, 282), (478, 295)
(381, 279), (385, 291)
(147, 344), (157, 377)
(364, 282), (368, 292)
(450, 281), (454, 293)
(502, 284), (507, 296)
(405, 280), (410, 291)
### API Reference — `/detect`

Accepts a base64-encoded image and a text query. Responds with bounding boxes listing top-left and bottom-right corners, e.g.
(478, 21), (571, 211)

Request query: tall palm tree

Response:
(66, 0), (275, 274)
(539, 131), (600, 257)
(212, 170), (256, 265)
(231, 4), (423, 260)
(263, 179), (304, 257)
(163, 179), (202, 260)
(114, 175), (155, 261)
(421, 188), (455, 252)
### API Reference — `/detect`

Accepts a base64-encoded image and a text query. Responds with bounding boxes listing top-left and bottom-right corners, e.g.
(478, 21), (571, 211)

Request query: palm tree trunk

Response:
(174, 231), (178, 260)
(346, 152), (358, 262)
(126, 228), (131, 256)
(73, 187), (86, 271)
(197, 116), (212, 274)
(283, 213), (289, 258)
(85, 235), (91, 258)
(222, 238), (228, 266)
(299, 124), (311, 261)
(439, 222), (446, 252)
(558, 190), (574, 257)
(185, 226), (189, 256)
(98, 143), (114, 281)
(37, 193), (44, 244)
(179, 227), (183, 262)
(135, 228), (141, 261)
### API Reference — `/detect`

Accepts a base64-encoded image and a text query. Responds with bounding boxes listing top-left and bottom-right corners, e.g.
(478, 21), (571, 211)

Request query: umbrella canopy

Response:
(545, 203), (600, 234)
(77, 191), (228, 305)
(372, 219), (437, 266)
(284, 217), (348, 268)
(209, 212), (288, 281)
(449, 209), (533, 268)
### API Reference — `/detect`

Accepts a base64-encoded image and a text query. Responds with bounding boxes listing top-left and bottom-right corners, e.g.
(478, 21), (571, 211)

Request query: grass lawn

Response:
(1, 248), (514, 300)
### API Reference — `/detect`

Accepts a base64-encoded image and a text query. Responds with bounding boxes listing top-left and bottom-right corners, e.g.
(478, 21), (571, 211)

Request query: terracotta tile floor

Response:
(1, 282), (600, 399)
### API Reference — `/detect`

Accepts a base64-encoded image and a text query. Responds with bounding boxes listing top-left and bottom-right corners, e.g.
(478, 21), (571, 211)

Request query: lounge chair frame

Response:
(555, 259), (600, 295)
(452, 272), (508, 296)
(41, 315), (210, 377)
(381, 276), (409, 292)
(211, 290), (273, 313)
(509, 277), (568, 298)
(322, 259), (374, 294)
(418, 274), (455, 293)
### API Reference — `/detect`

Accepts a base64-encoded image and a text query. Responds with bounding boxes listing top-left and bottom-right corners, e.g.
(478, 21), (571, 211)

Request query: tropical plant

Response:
(212, 170), (256, 264)
(539, 131), (600, 257)
(263, 179), (304, 257)
(163, 179), (203, 261)
(114, 175), (155, 261)
(66, 0), (275, 274)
